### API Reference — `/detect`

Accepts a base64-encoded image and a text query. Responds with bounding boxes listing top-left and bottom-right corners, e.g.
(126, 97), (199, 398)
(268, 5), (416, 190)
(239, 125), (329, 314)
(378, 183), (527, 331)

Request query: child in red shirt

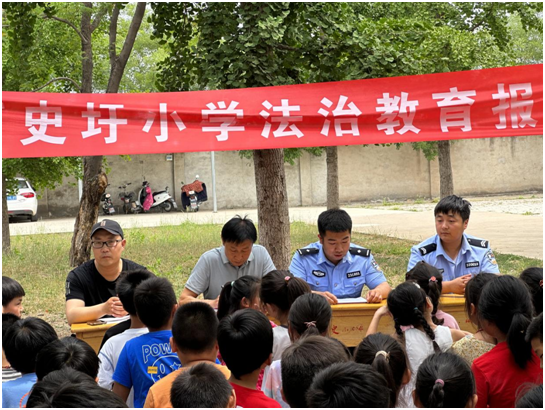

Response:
(218, 309), (281, 408)
(472, 275), (543, 408)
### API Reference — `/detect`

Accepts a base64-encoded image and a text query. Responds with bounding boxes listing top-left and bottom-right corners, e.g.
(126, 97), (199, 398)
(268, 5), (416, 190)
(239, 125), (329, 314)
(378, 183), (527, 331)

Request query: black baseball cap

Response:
(90, 219), (124, 239)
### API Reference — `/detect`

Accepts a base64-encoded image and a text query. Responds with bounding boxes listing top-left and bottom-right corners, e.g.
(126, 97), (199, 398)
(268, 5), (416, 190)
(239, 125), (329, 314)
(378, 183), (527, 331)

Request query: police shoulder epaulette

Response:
(467, 238), (489, 248)
(297, 248), (320, 256)
(419, 243), (437, 255)
(349, 247), (371, 257)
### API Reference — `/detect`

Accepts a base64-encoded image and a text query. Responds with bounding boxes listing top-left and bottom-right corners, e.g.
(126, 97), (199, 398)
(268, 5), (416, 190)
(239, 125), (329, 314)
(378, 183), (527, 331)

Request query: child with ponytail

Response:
(262, 293), (332, 407)
(260, 270), (311, 361)
(217, 276), (262, 321)
(472, 275), (542, 408)
(406, 261), (459, 329)
(354, 333), (410, 407)
(368, 281), (467, 407)
(414, 352), (477, 408)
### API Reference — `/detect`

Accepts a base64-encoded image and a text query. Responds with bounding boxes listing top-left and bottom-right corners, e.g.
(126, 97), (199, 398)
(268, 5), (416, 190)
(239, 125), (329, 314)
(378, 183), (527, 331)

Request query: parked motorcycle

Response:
(118, 182), (140, 214)
(181, 176), (208, 212)
(100, 185), (116, 215)
(135, 180), (177, 212)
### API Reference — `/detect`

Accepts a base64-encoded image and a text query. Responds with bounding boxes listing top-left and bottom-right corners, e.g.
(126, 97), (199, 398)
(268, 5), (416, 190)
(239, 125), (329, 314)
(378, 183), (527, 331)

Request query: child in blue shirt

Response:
(2, 317), (58, 408)
(112, 277), (180, 408)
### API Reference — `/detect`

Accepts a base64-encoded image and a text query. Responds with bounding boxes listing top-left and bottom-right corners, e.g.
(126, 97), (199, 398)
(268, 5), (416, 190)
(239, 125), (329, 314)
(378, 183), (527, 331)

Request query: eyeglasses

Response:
(91, 239), (122, 249)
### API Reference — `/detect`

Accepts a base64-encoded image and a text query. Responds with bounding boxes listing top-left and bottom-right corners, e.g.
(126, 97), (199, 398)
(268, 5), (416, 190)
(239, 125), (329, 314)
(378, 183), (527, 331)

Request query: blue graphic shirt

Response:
(113, 330), (181, 408)
(407, 233), (500, 281)
(289, 241), (387, 299)
(2, 372), (36, 408)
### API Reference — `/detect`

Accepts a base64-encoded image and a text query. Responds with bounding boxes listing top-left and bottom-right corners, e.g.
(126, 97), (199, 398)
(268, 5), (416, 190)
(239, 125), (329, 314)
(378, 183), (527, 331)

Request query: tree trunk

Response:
(2, 173), (11, 253)
(326, 146), (339, 209)
(69, 3), (146, 266)
(253, 149), (291, 270)
(437, 140), (454, 198)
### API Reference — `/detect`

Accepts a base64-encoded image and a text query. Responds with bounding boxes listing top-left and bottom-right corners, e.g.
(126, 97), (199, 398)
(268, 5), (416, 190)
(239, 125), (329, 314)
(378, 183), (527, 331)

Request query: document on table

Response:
(99, 315), (130, 324)
(337, 297), (367, 304)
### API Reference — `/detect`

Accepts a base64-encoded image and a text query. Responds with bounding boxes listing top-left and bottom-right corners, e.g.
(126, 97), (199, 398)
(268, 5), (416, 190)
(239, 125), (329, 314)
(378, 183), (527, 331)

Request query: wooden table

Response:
(330, 295), (471, 347)
(71, 322), (118, 353)
(72, 296), (471, 351)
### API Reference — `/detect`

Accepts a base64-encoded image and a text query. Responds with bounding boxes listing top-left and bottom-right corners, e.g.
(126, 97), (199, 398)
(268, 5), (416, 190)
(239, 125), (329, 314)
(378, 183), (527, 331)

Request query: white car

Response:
(7, 178), (38, 222)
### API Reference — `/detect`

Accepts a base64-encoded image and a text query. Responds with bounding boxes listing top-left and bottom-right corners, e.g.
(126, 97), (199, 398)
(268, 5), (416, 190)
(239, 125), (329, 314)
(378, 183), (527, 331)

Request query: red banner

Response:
(2, 65), (542, 159)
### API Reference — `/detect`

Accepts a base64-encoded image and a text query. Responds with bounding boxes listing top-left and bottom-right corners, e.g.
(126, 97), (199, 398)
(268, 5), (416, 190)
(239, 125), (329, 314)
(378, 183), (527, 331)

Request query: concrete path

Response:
(9, 202), (543, 260)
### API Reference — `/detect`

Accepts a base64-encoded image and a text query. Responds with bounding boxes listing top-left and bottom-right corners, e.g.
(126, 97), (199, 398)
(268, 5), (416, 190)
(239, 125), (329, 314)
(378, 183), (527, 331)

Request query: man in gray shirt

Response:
(179, 215), (276, 308)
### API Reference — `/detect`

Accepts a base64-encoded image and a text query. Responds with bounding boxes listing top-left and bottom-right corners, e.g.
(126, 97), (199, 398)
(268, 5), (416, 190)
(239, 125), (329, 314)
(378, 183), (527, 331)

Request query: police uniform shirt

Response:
(407, 233), (500, 281)
(289, 241), (387, 299)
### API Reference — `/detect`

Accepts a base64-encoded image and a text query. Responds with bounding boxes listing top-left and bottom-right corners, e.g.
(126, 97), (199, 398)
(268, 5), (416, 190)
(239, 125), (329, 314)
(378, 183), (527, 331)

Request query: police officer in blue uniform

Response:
(290, 209), (391, 304)
(407, 195), (500, 294)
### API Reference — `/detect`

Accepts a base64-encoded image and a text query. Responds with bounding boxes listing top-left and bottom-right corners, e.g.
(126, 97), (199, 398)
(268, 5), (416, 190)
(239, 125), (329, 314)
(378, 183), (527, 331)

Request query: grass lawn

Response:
(3, 221), (542, 337)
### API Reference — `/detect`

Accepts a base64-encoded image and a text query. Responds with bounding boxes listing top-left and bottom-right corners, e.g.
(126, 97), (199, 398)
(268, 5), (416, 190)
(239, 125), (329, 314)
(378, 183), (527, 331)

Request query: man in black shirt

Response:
(65, 220), (145, 325)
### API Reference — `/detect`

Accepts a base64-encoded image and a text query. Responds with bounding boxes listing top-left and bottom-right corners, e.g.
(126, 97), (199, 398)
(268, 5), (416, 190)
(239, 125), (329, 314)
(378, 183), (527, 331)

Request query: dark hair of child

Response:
(415, 352), (475, 408)
(515, 384), (543, 408)
(281, 335), (352, 408)
(35, 337), (99, 381)
(478, 275), (534, 369)
(3, 317), (58, 374)
(354, 332), (408, 407)
(217, 276), (261, 321)
(133, 277), (177, 330)
(464, 272), (498, 328)
(2, 313), (20, 340)
(26, 368), (128, 408)
(317, 208), (352, 236)
(406, 261), (444, 325)
(520, 267), (543, 315)
(217, 309), (273, 380)
(172, 301), (218, 354)
(287, 293), (332, 338)
(306, 362), (390, 408)
(116, 269), (156, 315)
(525, 312), (543, 344)
(2, 276), (25, 307)
(260, 270), (311, 314)
(221, 215), (257, 244)
(170, 362), (233, 408)
(434, 195), (471, 221)
(387, 281), (437, 346)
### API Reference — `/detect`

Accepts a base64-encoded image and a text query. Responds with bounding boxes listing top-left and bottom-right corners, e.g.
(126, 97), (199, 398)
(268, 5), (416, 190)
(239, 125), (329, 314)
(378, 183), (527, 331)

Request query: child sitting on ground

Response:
(218, 309), (281, 408)
(262, 292), (332, 407)
(307, 362), (390, 408)
(260, 270), (311, 361)
(367, 281), (467, 408)
(26, 367), (128, 408)
(98, 269), (155, 406)
(354, 332), (410, 407)
(2, 317), (58, 408)
(2, 276), (25, 383)
(36, 337), (99, 381)
(451, 273), (498, 364)
(112, 277), (180, 408)
(281, 335), (352, 408)
(406, 262), (459, 329)
(414, 352), (477, 408)
(520, 267), (543, 316)
(170, 362), (236, 408)
(472, 275), (543, 408)
(144, 301), (230, 408)
(526, 312), (543, 368)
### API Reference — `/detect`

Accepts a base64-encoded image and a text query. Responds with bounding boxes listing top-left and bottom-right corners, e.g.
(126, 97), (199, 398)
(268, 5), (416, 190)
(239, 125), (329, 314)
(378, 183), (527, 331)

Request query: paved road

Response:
(9, 202), (543, 260)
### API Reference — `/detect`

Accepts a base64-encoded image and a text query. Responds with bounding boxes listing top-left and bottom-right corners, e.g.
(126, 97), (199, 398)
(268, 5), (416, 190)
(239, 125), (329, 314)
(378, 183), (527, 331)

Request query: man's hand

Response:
(366, 290), (383, 303)
(313, 291), (338, 305)
(445, 274), (472, 294)
(103, 296), (128, 317)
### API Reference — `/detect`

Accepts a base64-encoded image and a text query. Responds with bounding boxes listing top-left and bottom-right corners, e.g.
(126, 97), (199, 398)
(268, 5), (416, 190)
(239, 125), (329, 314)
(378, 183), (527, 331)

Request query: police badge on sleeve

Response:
(486, 250), (498, 265)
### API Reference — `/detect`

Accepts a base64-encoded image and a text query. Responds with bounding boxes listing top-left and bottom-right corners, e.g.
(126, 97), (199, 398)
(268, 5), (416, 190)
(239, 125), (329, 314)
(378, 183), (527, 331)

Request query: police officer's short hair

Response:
(434, 195), (471, 221)
(221, 215), (258, 244)
(318, 209), (352, 236)
(170, 362), (232, 408)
